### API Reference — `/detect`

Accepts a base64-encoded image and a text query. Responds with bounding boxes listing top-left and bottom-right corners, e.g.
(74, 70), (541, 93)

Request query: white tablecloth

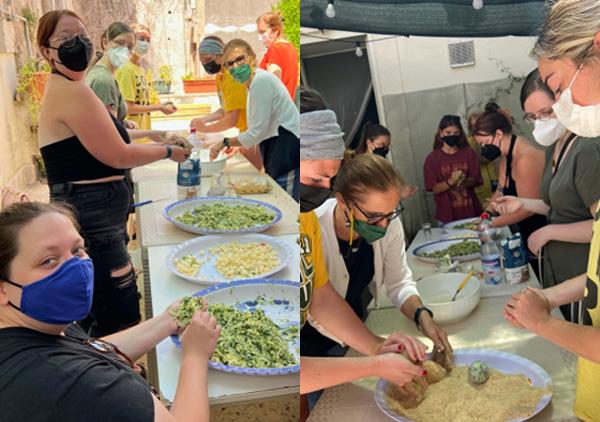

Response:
(147, 235), (300, 404)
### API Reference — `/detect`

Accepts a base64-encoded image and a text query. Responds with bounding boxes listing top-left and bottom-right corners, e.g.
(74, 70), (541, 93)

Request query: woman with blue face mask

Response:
(0, 202), (220, 422)
(87, 22), (188, 145)
(209, 39), (299, 201)
(493, 69), (600, 323)
(504, 2), (600, 420)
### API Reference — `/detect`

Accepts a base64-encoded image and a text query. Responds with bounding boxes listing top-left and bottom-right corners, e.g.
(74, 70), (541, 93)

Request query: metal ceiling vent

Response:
(448, 40), (475, 68)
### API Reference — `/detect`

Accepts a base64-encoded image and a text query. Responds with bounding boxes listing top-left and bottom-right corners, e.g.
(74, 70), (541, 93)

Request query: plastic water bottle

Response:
(177, 130), (201, 199)
(187, 127), (201, 148)
(479, 213), (503, 285)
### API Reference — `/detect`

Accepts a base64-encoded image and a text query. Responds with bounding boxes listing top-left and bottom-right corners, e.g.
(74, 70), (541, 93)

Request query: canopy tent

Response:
(301, 0), (546, 38)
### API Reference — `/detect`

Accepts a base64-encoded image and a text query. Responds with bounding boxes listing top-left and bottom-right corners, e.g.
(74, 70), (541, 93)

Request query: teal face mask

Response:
(354, 219), (387, 244)
(230, 64), (252, 83)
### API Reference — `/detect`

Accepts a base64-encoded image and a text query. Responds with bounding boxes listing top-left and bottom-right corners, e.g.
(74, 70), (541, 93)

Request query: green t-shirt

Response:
(85, 63), (127, 121)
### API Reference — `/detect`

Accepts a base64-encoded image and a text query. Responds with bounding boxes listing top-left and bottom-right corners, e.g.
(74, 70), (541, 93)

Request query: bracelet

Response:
(414, 306), (434, 331)
(223, 137), (230, 148)
(164, 145), (173, 159)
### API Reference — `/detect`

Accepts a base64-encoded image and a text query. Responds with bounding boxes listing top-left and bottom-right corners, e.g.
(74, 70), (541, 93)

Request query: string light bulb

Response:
(355, 42), (363, 58)
(472, 0), (484, 10)
(325, 1), (336, 18)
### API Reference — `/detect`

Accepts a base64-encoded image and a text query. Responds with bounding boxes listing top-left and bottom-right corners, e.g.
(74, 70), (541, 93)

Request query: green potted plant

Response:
(16, 58), (51, 129)
(154, 64), (173, 94)
(182, 72), (217, 94)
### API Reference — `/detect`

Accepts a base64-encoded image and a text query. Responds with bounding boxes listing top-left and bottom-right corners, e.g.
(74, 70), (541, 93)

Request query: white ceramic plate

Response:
(375, 348), (553, 422)
(439, 229), (479, 240)
(170, 279), (299, 375)
(166, 234), (293, 284)
(412, 238), (481, 263)
(442, 217), (480, 231)
(163, 196), (282, 235)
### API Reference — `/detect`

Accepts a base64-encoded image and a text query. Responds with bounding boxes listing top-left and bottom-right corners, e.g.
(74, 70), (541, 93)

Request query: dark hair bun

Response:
(485, 101), (500, 113)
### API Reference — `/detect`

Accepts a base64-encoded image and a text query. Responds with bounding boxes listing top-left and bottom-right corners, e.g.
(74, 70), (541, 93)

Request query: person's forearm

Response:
(127, 129), (161, 141)
(126, 102), (163, 115)
(490, 209), (533, 228)
(203, 111), (239, 132)
(546, 221), (594, 244)
(432, 181), (451, 194)
(461, 177), (479, 189)
(544, 273), (587, 308)
(112, 144), (168, 169)
(311, 284), (382, 356)
(223, 136), (243, 147)
(203, 108), (224, 123)
(300, 356), (377, 394)
(170, 354), (210, 421)
(399, 295), (422, 321)
(535, 317), (600, 364)
(519, 198), (550, 216)
(101, 313), (172, 361)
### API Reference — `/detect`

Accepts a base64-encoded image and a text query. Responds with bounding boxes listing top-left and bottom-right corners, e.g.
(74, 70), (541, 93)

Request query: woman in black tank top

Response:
(36, 11), (190, 337)
(471, 102), (547, 252)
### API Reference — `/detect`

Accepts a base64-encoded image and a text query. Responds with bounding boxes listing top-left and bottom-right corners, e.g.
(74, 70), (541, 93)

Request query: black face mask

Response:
(481, 144), (502, 161)
(441, 135), (460, 148)
(47, 35), (93, 72)
(300, 183), (333, 212)
(202, 60), (221, 75)
(373, 146), (389, 157)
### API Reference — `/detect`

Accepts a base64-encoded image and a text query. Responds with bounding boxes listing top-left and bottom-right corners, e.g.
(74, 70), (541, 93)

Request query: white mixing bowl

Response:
(416, 273), (481, 325)
(198, 149), (226, 176)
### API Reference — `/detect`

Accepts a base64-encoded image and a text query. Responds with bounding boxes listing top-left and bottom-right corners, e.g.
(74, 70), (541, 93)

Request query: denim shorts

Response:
(50, 179), (140, 336)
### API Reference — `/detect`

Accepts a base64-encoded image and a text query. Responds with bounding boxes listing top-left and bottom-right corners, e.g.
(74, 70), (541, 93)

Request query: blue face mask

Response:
(3, 257), (94, 325)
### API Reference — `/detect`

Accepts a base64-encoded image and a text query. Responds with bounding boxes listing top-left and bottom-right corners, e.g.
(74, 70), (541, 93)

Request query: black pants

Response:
(51, 179), (141, 337)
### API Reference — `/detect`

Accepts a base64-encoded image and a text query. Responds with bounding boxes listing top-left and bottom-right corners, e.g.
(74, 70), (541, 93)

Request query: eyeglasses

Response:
(523, 109), (554, 124)
(352, 201), (404, 225)
(223, 54), (246, 69)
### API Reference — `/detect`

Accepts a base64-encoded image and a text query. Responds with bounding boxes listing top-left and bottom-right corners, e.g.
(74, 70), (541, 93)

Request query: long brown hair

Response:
(433, 115), (468, 150)
(472, 102), (513, 137)
(333, 153), (405, 204)
(37, 10), (86, 49)
(355, 122), (391, 154)
(0, 202), (79, 280)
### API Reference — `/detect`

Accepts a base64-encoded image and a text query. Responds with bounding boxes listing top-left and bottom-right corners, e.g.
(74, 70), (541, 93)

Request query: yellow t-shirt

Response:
(575, 203), (600, 421)
(467, 135), (497, 207)
(216, 70), (248, 132)
(299, 211), (329, 328)
(116, 62), (158, 141)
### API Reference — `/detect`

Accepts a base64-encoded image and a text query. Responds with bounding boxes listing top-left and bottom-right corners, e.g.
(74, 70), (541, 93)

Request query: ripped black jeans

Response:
(50, 179), (140, 337)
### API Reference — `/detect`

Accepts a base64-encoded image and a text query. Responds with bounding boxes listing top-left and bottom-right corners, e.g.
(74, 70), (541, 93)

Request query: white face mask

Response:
(532, 118), (566, 147)
(552, 66), (600, 137)
(107, 46), (130, 69)
(135, 40), (149, 55)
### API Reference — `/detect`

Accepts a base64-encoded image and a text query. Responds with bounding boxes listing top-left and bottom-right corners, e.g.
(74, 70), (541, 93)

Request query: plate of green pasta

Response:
(413, 238), (481, 263)
(163, 196), (282, 235)
(169, 279), (299, 375)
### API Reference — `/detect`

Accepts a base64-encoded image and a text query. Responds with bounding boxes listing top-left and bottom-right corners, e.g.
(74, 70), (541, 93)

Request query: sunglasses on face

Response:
(223, 54), (246, 69)
(352, 201), (404, 225)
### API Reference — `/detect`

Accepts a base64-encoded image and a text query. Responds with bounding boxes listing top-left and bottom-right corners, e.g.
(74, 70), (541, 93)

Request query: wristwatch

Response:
(164, 145), (173, 159)
(223, 137), (230, 148)
(414, 306), (434, 331)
